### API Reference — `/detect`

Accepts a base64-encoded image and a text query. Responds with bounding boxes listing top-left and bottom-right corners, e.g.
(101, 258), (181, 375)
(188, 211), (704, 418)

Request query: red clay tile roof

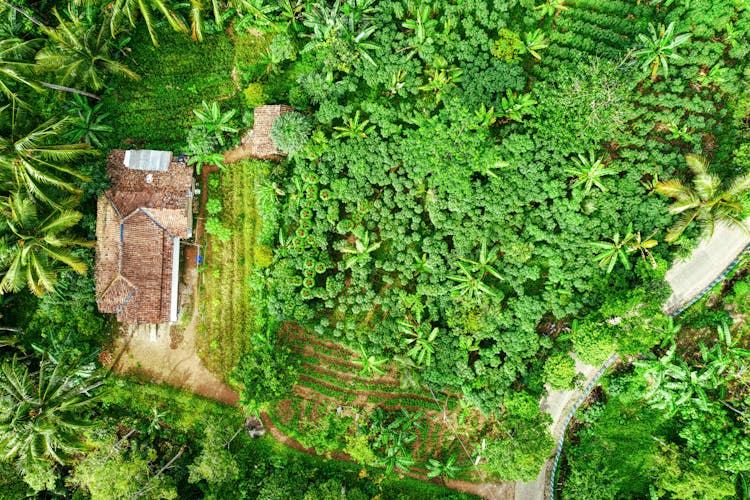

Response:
(251, 104), (293, 158)
(95, 150), (193, 324)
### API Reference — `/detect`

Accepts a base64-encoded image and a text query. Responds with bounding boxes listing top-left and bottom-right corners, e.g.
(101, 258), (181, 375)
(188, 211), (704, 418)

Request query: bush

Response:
(206, 217), (231, 242)
(270, 112), (312, 155)
(269, 33), (296, 64)
(543, 352), (577, 390)
(243, 83), (267, 109)
(206, 198), (222, 216)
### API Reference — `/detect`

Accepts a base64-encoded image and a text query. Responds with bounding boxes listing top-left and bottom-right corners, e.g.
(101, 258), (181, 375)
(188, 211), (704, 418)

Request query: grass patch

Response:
(199, 159), (271, 378)
(102, 24), (239, 151)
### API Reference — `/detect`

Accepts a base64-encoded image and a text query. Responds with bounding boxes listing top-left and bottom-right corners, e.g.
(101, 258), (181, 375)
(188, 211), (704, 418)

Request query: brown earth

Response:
(110, 164), (239, 406)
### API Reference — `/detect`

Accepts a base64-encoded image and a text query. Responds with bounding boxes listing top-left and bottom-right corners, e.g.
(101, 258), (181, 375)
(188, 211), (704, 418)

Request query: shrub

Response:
(243, 83), (267, 109)
(270, 112), (312, 155)
(543, 352), (577, 390)
(269, 33), (296, 64)
(187, 126), (219, 155)
(206, 217), (231, 242)
(491, 29), (524, 61)
(206, 198), (222, 215)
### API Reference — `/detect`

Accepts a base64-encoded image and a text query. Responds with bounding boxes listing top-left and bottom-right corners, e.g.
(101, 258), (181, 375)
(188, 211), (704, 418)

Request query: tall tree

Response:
(0, 354), (103, 465)
(36, 7), (138, 91)
(0, 116), (94, 207)
(0, 37), (42, 107)
(107, 0), (187, 47)
(656, 153), (750, 243)
(0, 192), (91, 296)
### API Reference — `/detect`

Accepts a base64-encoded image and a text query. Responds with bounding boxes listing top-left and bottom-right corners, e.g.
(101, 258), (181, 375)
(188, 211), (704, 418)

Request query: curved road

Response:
(514, 220), (750, 500)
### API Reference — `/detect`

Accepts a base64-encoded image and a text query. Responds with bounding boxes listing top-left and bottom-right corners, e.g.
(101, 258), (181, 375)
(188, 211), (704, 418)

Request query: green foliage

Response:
(102, 24), (236, 151)
(205, 216), (231, 242)
(481, 413), (554, 481)
(234, 333), (300, 412)
(270, 111), (312, 155)
(70, 432), (178, 500)
(543, 352), (576, 390)
(205, 198), (222, 216)
(191, 100), (238, 147)
(0, 354), (102, 465)
(187, 423), (240, 486)
(491, 29), (524, 62)
(243, 82), (267, 109)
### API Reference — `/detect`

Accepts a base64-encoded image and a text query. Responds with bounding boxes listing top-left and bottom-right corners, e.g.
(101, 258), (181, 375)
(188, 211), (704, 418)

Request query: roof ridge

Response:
(103, 191), (123, 219)
(96, 274), (135, 303)
(137, 207), (176, 237)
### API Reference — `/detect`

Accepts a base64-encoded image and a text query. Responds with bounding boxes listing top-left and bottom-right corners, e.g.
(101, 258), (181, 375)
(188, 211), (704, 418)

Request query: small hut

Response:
(248, 104), (294, 159)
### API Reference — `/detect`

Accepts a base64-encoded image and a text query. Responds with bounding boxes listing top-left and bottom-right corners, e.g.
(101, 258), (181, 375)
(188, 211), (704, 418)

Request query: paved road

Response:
(663, 221), (750, 314)
(514, 359), (600, 500)
(514, 220), (750, 500)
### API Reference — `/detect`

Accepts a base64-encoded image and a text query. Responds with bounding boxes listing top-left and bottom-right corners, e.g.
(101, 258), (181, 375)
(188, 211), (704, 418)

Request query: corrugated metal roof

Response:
(124, 150), (172, 172)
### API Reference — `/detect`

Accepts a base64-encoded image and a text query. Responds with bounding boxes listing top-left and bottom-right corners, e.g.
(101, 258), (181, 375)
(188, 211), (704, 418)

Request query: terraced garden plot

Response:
(198, 160), (271, 378)
(266, 327), (493, 475)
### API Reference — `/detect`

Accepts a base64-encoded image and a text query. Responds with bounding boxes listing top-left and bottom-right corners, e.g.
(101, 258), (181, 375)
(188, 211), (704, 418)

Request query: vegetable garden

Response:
(268, 325), (492, 477)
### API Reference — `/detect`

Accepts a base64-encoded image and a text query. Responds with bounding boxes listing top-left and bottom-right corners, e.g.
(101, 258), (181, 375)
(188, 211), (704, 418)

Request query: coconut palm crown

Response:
(656, 153), (750, 243)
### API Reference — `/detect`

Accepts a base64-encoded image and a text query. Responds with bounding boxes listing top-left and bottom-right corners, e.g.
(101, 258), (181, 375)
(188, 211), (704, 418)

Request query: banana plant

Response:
(333, 110), (375, 139)
(631, 22), (690, 82)
(355, 345), (388, 377)
(534, 0), (568, 18)
(565, 150), (617, 196)
(398, 315), (438, 368)
(500, 89), (537, 122)
(340, 226), (381, 269)
(522, 30), (548, 60)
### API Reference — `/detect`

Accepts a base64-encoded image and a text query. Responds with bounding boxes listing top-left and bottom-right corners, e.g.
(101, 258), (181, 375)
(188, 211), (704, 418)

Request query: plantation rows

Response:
(199, 163), (259, 376)
(268, 330), (487, 465)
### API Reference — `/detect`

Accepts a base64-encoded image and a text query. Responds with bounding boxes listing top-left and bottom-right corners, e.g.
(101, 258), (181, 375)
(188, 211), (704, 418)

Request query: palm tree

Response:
(192, 101), (238, 147)
(62, 94), (113, 148)
(0, 116), (95, 207)
(565, 150), (618, 196)
(631, 22), (690, 82)
(107, 0), (187, 47)
(0, 37), (42, 107)
(656, 153), (750, 243)
(0, 354), (103, 465)
(0, 192), (91, 296)
(36, 8), (138, 91)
